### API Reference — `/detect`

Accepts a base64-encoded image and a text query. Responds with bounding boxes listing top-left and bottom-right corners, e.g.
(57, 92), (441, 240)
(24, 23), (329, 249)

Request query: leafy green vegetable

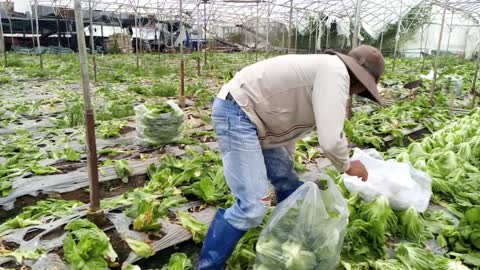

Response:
(459, 208), (480, 250)
(0, 199), (82, 234)
(114, 159), (133, 183)
(65, 146), (81, 161)
(0, 248), (44, 264)
(97, 120), (128, 138)
(160, 252), (193, 270)
(63, 219), (118, 270)
(125, 238), (155, 258)
(176, 211), (208, 243)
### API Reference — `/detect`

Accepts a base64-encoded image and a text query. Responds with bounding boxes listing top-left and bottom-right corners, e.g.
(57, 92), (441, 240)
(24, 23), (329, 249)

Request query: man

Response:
(197, 45), (385, 270)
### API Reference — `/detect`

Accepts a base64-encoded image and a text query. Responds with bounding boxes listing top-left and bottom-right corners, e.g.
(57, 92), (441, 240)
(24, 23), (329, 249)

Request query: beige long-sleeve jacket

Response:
(218, 54), (351, 172)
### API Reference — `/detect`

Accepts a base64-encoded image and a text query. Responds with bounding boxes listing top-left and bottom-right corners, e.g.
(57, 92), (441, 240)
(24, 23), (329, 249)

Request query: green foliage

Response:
(125, 238), (155, 258)
(114, 159), (133, 183)
(63, 219), (118, 270)
(0, 199), (82, 234)
(176, 211), (208, 243)
(160, 253), (193, 270)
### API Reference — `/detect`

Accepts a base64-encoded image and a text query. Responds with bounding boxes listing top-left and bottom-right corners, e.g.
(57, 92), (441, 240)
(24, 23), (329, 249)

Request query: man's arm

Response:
(311, 59), (368, 181)
(312, 62), (351, 173)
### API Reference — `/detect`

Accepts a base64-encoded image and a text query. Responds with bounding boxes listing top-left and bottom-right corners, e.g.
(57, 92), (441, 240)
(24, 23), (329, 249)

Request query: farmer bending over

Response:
(197, 45), (385, 270)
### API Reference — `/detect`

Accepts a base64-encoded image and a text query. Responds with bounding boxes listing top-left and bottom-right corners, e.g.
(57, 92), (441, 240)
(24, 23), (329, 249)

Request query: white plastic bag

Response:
(343, 148), (432, 212)
(254, 179), (349, 270)
(135, 100), (184, 146)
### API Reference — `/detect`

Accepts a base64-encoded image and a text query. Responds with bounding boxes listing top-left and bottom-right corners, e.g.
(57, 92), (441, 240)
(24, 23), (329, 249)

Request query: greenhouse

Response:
(0, 0), (478, 269)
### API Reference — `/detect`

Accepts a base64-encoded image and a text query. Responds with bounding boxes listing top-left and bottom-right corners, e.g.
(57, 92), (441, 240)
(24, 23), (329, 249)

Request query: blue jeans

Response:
(211, 97), (303, 231)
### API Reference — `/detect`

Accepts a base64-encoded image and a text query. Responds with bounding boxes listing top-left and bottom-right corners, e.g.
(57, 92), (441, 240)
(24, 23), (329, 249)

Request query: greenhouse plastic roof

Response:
(9, 0), (480, 38)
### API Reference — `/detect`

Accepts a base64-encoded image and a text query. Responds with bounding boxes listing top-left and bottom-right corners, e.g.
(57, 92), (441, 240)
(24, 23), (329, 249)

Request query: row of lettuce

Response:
(0, 107), (479, 269)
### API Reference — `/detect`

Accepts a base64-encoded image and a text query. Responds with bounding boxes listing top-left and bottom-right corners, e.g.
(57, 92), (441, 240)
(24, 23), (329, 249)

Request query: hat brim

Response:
(325, 51), (382, 105)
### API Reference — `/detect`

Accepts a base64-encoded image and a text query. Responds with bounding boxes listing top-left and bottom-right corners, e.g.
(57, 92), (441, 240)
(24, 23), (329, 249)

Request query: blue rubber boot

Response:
(275, 182), (304, 204)
(197, 209), (246, 270)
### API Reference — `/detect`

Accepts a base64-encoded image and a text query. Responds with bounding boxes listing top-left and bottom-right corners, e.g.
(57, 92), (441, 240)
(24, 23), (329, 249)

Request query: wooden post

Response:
(392, 0), (403, 72)
(430, 0), (448, 104)
(34, 0), (43, 69)
(179, 0), (185, 108)
(470, 52), (480, 107)
(88, 0), (97, 82)
(73, 0), (101, 214)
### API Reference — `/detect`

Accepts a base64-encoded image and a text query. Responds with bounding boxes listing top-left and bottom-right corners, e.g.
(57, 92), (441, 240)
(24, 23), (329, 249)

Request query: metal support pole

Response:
(314, 16), (319, 53)
(255, 1), (259, 61)
(0, 6), (6, 66)
(30, 11), (35, 47)
(88, 0), (97, 82)
(295, 10), (299, 52)
(352, 0), (363, 48)
(134, 10), (139, 69)
(392, 0), (403, 72)
(196, 1), (201, 76)
(179, 0), (185, 108)
(73, 0), (100, 214)
(430, 0), (448, 103)
(265, 0), (270, 58)
(203, 0), (207, 66)
(34, 0), (43, 69)
(100, 24), (104, 52)
(379, 14), (385, 53)
(287, 0), (293, 54)
(56, 18), (61, 47)
(308, 20), (312, 53)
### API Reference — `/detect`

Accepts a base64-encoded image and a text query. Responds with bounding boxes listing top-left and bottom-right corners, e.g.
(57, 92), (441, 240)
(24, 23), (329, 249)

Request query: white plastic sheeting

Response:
(400, 5), (480, 58)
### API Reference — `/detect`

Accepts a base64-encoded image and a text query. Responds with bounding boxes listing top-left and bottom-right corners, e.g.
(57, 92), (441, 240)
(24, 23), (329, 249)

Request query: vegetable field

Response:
(0, 52), (479, 270)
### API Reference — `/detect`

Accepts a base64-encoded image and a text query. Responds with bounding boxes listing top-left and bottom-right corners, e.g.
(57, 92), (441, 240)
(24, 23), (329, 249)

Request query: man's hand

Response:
(346, 160), (368, 181)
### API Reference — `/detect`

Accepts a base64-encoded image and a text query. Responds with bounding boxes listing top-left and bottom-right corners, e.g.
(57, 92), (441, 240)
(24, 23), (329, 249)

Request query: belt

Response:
(226, 92), (234, 101)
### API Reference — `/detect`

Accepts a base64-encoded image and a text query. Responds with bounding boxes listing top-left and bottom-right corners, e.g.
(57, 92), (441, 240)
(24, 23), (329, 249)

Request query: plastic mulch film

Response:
(135, 100), (184, 147)
(254, 180), (349, 270)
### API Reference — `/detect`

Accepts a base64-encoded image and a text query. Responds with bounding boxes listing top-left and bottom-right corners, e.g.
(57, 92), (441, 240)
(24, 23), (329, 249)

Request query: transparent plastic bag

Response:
(344, 148), (432, 212)
(134, 100), (184, 146)
(254, 180), (349, 270)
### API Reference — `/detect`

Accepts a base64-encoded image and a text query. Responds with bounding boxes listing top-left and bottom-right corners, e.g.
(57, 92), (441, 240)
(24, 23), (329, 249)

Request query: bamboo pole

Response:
(88, 0), (97, 82)
(179, 0), (185, 108)
(34, 0), (43, 70)
(430, 0), (448, 104)
(392, 0), (403, 72)
(73, 0), (101, 214)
